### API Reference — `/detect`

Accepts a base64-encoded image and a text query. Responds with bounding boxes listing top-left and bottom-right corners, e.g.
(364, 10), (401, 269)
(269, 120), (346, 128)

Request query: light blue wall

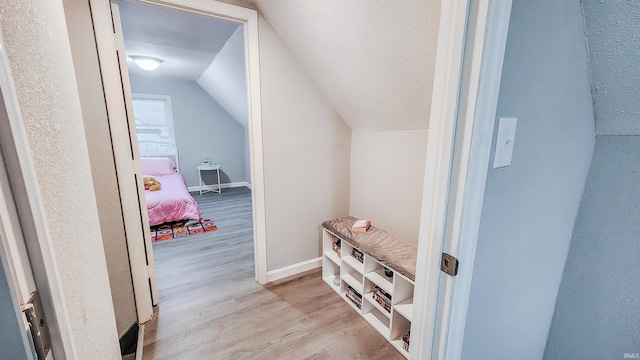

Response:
(129, 75), (247, 188)
(0, 251), (29, 360)
(544, 135), (640, 359)
(461, 0), (596, 358)
(582, 0), (640, 135)
(544, 1), (640, 358)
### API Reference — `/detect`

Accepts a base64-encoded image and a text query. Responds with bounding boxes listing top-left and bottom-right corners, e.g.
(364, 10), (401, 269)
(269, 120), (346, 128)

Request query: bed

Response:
(141, 157), (201, 226)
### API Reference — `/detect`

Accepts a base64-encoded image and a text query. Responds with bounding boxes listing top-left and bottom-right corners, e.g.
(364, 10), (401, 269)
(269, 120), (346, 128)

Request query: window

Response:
(132, 94), (177, 157)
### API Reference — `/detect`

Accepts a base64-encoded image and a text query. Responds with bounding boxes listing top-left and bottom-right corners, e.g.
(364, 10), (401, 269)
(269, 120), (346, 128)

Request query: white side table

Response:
(197, 165), (221, 195)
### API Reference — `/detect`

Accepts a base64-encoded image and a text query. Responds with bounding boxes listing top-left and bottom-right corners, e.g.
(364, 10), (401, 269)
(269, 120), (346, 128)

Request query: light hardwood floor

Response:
(142, 187), (404, 360)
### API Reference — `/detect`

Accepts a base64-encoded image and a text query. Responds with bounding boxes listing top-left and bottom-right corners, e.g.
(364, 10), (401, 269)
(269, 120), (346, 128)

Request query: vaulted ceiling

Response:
(250, 0), (442, 131)
(120, 0), (442, 131)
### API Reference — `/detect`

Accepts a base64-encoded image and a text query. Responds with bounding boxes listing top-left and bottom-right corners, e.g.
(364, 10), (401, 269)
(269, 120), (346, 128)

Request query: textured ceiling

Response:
(251, 0), (441, 130)
(118, 0), (240, 80)
(582, 0), (640, 135)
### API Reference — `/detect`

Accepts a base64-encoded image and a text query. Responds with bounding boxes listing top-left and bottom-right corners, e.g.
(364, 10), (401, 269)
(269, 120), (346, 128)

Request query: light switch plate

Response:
(493, 117), (518, 169)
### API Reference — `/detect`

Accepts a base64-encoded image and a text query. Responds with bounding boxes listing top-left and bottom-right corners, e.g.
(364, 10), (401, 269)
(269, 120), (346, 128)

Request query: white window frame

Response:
(131, 93), (178, 159)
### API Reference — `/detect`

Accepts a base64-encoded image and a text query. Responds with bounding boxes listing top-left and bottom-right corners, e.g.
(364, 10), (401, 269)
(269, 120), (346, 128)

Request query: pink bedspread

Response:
(144, 173), (200, 226)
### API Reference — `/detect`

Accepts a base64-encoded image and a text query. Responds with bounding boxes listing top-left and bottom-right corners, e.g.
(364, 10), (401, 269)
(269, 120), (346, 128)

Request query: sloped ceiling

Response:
(582, 0), (640, 135)
(119, 0), (240, 80)
(197, 26), (248, 128)
(251, 0), (441, 130)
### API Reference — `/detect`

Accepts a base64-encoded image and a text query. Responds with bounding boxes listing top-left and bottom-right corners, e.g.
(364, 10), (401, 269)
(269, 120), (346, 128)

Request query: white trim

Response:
(134, 323), (145, 360)
(0, 133), (39, 359)
(265, 257), (322, 283)
(411, 0), (470, 359)
(187, 181), (251, 193)
(412, 1), (513, 359)
(0, 23), (78, 359)
(444, 1), (512, 358)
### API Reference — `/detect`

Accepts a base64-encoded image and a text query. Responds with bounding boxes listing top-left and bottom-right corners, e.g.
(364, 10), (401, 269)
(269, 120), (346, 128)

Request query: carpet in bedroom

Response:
(150, 218), (218, 242)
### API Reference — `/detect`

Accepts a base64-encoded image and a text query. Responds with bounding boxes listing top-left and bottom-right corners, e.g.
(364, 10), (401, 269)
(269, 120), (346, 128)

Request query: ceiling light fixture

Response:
(130, 56), (163, 71)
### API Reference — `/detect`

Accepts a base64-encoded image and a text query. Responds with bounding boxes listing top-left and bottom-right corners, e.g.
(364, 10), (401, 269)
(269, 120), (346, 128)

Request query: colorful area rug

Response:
(150, 218), (218, 243)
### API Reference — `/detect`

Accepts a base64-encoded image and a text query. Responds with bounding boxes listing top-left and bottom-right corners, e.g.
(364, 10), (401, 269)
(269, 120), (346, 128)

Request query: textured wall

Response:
(582, 0), (640, 135)
(349, 130), (428, 244)
(62, 0), (137, 337)
(130, 75), (247, 187)
(544, 135), (640, 359)
(461, 0), (596, 358)
(544, 2), (640, 357)
(259, 15), (351, 270)
(0, 1), (121, 358)
(253, 0), (440, 131)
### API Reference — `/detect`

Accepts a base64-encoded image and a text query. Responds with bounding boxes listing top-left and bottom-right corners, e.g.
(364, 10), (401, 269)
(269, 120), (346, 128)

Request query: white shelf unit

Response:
(321, 229), (415, 358)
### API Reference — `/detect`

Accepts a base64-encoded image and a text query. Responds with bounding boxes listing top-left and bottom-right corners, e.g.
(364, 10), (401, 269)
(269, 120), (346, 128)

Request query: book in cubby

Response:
(345, 284), (362, 309)
(373, 285), (392, 313)
(402, 331), (410, 352)
(331, 234), (341, 257)
(352, 247), (364, 263)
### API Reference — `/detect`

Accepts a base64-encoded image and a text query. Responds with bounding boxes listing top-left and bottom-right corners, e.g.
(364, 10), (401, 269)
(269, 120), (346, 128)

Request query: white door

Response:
(111, 1), (160, 307)
(87, 0), (159, 325)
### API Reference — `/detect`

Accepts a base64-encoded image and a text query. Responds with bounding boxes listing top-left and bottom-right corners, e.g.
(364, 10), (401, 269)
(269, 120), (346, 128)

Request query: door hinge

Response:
(21, 291), (51, 360)
(441, 253), (459, 277)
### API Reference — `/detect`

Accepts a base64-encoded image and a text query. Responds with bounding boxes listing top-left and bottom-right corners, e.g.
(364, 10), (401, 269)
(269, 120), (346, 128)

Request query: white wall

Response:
(63, 0), (137, 337)
(258, 15), (351, 271)
(197, 26), (247, 128)
(349, 130), (428, 244)
(129, 75), (247, 187)
(0, 0), (121, 358)
(253, 0), (441, 131)
(461, 0), (596, 358)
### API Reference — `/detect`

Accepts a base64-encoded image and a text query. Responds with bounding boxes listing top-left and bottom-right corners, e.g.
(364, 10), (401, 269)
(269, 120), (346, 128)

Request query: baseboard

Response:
(187, 181), (251, 193)
(265, 257), (322, 283)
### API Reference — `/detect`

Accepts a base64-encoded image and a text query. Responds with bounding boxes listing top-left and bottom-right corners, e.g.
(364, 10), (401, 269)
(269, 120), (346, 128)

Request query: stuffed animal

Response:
(143, 176), (162, 191)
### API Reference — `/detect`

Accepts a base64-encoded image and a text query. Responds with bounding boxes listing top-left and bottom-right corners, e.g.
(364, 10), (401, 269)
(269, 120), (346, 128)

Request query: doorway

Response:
(89, 0), (268, 327)
(114, 1), (259, 352)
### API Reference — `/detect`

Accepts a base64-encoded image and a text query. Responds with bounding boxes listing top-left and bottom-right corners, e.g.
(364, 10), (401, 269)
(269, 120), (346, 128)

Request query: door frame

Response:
(441, 2), (512, 358)
(411, 0), (512, 358)
(90, 0), (268, 325)
(0, 24), (77, 359)
(134, 0), (268, 284)
(131, 0), (268, 284)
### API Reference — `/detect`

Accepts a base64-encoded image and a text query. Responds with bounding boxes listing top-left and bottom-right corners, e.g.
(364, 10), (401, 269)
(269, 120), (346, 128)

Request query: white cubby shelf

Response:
(321, 228), (415, 358)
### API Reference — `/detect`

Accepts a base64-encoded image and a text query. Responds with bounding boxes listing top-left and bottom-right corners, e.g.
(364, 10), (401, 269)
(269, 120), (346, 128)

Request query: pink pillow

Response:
(140, 158), (177, 176)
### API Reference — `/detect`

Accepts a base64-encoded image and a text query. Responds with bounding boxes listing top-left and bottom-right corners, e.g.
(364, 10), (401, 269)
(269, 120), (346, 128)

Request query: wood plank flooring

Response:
(142, 187), (404, 360)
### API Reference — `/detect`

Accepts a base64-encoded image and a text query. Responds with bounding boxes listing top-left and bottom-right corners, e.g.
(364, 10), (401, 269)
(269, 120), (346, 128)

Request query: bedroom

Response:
(119, 0), (254, 293)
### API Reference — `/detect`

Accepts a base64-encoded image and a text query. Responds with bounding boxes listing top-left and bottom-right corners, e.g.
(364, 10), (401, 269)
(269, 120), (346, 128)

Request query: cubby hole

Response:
(363, 302), (391, 338)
